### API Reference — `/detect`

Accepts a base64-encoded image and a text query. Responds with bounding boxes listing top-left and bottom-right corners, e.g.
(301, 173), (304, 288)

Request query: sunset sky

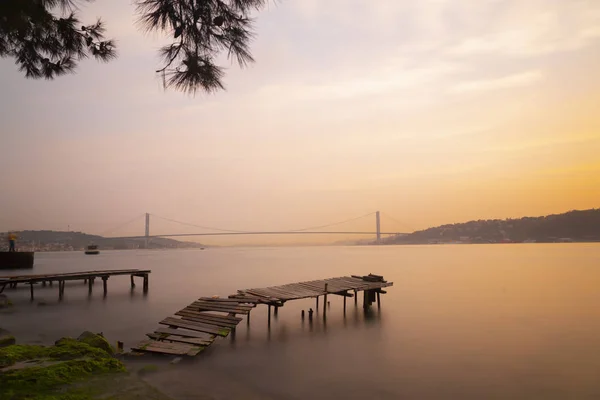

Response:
(1, 0), (599, 245)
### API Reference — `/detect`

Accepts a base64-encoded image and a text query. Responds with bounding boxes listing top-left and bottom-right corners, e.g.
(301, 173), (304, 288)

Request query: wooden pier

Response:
(133, 273), (392, 357)
(0, 269), (151, 300)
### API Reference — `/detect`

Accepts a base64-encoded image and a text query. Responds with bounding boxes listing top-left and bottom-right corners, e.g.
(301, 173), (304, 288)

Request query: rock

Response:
(77, 331), (113, 355)
(0, 328), (15, 347)
(55, 337), (77, 347)
(170, 357), (182, 365)
(0, 334), (16, 347)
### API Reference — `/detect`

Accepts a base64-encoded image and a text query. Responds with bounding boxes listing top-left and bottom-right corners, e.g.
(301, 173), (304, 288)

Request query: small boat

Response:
(85, 244), (99, 255)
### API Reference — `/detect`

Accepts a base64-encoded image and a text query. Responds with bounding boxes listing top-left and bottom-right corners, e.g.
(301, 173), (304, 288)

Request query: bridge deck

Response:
(133, 273), (392, 357)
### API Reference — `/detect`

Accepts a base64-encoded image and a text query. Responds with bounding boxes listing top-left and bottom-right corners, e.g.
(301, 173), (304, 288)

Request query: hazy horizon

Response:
(1, 0), (599, 245)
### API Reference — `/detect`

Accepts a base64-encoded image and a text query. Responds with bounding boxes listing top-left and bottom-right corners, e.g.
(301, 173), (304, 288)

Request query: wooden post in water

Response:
(267, 305), (271, 326)
(29, 283), (34, 300)
(343, 290), (347, 314)
(58, 280), (65, 300)
(130, 275), (135, 288)
(142, 275), (149, 293)
(88, 278), (93, 294)
(316, 296), (319, 310)
(102, 277), (108, 296)
(323, 283), (328, 319)
(274, 305), (278, 316)
(363, 290), (373, 309)
(376, 291), (381, 309)
(354, 289), (357, 305)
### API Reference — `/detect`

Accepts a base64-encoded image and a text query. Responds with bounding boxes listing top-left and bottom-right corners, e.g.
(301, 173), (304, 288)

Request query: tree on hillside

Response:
(0, 0), (266, 93)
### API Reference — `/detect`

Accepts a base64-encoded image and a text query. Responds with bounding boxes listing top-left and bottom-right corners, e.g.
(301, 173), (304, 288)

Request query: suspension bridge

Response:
(102, 211), (411, 243)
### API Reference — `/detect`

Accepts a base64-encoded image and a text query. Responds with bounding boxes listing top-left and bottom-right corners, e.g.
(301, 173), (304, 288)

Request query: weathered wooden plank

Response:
(244, 289), (282, 300)
(284, 283), (323, 295)
(177, 310), (241, 326)
(191, 300), (254, 310)
(188, 304), (250, 313)
(146, 333), (213, 346)
(254, 287), (297, 300)
(228, 294), (263, 303)
(189, 302), (251, 314)
(194, 299), (256, 309)
(295, 282), (328, 293)
(154, 328), (215, 341)
(178, 308), (243, 323)
(179, 314), (239, 329)
(160, 317), (230, 337)
(199, 297), (259, 305)
(275, 284), (316, 297)
(133, 340), (202, 356)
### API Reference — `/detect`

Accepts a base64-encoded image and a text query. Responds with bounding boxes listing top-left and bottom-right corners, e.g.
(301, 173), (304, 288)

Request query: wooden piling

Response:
(376, 291), (381, 309)
(267, 304), (271, 326)
(274, 305), (278, 316)
(323, 283), (329, 318)
(354, 289), (357, 305)
(316, 296), (319, 310)
(143, 274), (149, 292)
(30, 283), (34, 300)
(102, 277), (108, 296)
(343, 290), (347, 313)
(130, 275), (135, 288)
(88, 278), (93, 294)
(58, 280), (65, 300)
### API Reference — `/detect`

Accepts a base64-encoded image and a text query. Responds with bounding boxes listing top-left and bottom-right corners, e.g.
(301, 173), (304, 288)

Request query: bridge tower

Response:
(145, 213), (150, 249)
(376, 211), (381, 243)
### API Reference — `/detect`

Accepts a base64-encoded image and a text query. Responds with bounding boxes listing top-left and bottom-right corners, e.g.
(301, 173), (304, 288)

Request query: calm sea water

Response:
(2, 244), (600, 399)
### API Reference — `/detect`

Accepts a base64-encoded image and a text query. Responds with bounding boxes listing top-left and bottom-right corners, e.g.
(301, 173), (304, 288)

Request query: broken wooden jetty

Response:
(0, 269), (151, 300)
(133, 273), (392, 357)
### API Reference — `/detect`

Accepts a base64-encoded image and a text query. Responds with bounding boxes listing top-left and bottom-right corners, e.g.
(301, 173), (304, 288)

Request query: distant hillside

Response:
(0, 230), (204, 251)
(382, 209), (600, 245)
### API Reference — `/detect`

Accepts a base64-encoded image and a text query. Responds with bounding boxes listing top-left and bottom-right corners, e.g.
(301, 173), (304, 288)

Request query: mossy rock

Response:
(0, 334), (16, 348)
(0, 338), (126, 399)
(77, 331), (114, 355)
(0, 355), (125, 399)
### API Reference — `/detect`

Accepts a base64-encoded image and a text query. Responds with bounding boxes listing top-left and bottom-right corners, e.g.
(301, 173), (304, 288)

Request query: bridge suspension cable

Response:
(100, 214), (146, 237)
(149, 212), (378, 235)
(379, 212), (414, 233)
(286, 212), (376, 232)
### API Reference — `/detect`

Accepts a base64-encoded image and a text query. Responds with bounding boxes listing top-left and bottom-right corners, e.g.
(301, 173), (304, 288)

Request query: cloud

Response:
(450, 70), (543, 94)
(447, 1), (600, 57)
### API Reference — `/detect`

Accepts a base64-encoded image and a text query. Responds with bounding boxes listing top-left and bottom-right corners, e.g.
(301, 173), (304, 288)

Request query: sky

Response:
(1, 0), (599, 245)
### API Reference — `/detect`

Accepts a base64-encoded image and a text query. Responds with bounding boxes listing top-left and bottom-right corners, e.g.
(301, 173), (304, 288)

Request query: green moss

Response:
(0, 334), (16, 347)
(0, 339), (125, 399)
(218, 328), (230, 337)
(0, 344), (45, 367)
(77, 331), (114, 355)
(0, 338), (113, 368)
